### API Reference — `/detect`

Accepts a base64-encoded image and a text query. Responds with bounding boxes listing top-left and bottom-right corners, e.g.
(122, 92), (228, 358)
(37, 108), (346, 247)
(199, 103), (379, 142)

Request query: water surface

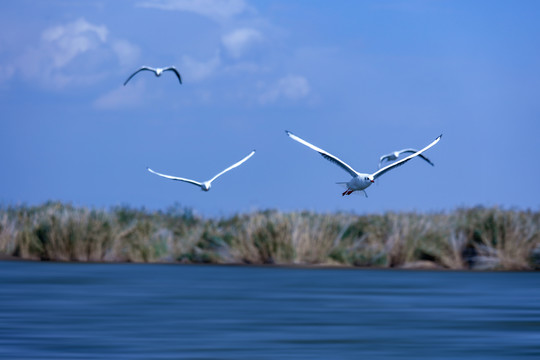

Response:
(0, 262), (539, 359)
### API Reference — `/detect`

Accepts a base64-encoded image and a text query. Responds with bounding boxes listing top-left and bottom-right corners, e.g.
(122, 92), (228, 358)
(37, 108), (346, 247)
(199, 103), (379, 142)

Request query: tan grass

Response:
(0, 203), (538, 270)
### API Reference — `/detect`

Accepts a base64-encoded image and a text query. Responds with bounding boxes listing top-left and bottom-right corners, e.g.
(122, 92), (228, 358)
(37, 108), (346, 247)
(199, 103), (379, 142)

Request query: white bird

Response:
(147, 150), (255, 192)
(124, 66), (182, 86)
(379, 149), (434, 168)
(286, 131), (441, 197)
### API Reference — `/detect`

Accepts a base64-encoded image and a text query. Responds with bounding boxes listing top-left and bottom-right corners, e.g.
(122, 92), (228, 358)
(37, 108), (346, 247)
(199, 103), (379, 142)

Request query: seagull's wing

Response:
(417, 154), (435, 166)
(147, 167), (202, 188)
(124, 67), (154, 86)
(164, 67), (182, 84)
(398, 149), (435, 166)
(208, 150), (256, 183)
(378, 154), (393, 168)
(396, 149), (417, 156)
(397, 149), (435, 166)
(286, 131), (358, 177)
(371, 135), (442, 180)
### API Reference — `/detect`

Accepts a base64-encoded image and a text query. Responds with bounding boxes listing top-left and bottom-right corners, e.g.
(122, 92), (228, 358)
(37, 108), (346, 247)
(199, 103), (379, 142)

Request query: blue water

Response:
(0, 262), (539, 359)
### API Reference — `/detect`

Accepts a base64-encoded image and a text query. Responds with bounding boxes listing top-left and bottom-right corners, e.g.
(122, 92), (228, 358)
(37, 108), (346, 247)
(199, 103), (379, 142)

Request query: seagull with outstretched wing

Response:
(378, 149), (434, 168)
(124, 66), (182, 86)
(147, 150), (255, 192)
(286, 131), (441, 197)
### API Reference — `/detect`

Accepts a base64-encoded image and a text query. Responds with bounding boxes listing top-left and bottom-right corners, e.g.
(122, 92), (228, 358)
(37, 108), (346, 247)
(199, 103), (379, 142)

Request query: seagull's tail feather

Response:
(336, 182), (350, 190)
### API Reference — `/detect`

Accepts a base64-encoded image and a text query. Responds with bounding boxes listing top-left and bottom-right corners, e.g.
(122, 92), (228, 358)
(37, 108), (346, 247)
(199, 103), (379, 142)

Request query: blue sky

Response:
(1, 0), (539, 216)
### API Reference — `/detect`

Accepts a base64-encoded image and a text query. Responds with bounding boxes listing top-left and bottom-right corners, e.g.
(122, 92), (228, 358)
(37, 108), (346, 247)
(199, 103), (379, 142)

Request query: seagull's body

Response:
(286, 131), (441, 197)
(124, 66), (182, 86)
(147, 150), (255, 192)
(379, 149), (434, 168)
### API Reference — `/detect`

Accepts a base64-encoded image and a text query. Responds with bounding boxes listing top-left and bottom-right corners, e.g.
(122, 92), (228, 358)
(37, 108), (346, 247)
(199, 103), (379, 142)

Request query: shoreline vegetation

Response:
(0, 202), (538, 270)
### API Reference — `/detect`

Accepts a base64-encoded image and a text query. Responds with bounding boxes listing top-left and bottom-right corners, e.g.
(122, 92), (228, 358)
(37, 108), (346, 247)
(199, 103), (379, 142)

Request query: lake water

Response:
(0, 261), (539, 359)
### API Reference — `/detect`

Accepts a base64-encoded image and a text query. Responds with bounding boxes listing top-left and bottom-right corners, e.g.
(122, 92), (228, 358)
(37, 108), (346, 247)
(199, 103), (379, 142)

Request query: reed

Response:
(0, 202), (538, 270)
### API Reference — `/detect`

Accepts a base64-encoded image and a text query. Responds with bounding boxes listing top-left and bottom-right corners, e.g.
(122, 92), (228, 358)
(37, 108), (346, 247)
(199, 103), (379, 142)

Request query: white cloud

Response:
(41, 18), (108, 69)
(259, 75), (311, 104)
(0, 18), (139, 89)
(138, 0), (249, 21)
(181, 53), (221, 81)
(111, 39), (141, 68)
(222, 28), (262, 58)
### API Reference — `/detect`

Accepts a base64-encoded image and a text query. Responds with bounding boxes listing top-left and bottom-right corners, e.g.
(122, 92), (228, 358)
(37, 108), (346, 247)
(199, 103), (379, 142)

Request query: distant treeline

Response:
(0, 202), (538, 270)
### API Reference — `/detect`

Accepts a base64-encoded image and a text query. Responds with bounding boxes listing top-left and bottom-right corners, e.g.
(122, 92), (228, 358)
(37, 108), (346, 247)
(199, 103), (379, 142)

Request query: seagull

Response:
(378, 149), (434, 168)
(147, 150), (255, 192)
(285, 131), (441, 197)
(124, 66), (182, 86)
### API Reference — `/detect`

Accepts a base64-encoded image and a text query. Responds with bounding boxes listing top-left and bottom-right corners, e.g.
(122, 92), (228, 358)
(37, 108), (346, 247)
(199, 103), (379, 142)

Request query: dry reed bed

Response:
(0, 202), (538, 270)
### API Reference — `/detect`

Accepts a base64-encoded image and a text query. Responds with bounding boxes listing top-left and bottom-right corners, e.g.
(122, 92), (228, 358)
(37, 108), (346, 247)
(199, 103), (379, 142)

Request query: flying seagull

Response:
(286, 131), (441, 197)
(147, 150), (255, 192)
(378, 149), (434, 168)
(124, 66), (182, 86)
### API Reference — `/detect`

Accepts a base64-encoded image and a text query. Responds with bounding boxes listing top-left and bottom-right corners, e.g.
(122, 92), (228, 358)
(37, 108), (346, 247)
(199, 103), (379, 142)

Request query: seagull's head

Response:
(201, 182), (211, 191)
(365, 175), (374, 183)
(155, 68), (163, 76)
